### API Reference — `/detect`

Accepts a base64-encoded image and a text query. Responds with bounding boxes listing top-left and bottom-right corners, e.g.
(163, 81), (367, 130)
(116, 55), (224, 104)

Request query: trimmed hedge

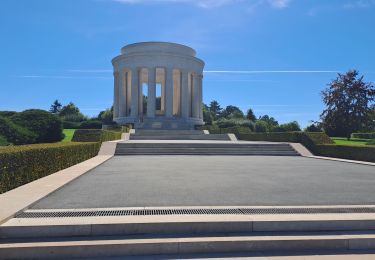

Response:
(315, 145), (375, 163)
(351, 132), (375, 139)
(79, 120), (102, 129)
(238, 132), (334, 154)
(72, 129), (122, 142)
(0, 142), (101, 193)
(0, 116), (36, 145)
(63, 121), (81, 129)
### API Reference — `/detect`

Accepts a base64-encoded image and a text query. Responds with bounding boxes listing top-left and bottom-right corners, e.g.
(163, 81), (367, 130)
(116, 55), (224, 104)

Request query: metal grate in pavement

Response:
(15, 207), (375, 218)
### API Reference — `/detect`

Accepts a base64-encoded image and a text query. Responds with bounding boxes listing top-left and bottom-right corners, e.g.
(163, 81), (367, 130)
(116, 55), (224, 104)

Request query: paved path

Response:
(32, 156), (375, 209)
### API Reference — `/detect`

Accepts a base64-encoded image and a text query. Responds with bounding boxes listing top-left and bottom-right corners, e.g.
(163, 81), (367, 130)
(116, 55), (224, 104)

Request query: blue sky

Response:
(0, 0), (374, 127)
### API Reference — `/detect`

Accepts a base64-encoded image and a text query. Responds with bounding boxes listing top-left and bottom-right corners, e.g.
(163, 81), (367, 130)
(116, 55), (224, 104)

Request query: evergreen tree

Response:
(49, 100), (62, 114)
(246, 108), (256, 121)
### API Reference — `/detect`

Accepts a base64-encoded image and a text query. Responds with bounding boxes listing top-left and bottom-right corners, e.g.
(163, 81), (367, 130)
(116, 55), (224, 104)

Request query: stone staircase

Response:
(2, 211), (375, 258)
(115, 142), (300, 156)
(129, 129), (231, 141)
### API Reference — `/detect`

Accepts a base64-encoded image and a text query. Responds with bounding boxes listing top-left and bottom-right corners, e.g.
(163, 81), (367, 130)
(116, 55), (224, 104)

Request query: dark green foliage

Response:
(321, 70), (375, 138)
(351, 132), (375, 139)
(246, 109), (256, 121)
(304, 123), (323, 132)
(0, 111), (17, 118)
(315, 145), (375, 163)
(255, 121), (269, 132)
(11, 109), (64, 143)
(258, 115), (278, 127)
(0, 142), (101, 193)
(0, 116), (36, 145)
(221, 105), (244, 119)
(238, 132), (333, 154)
(366, 139), (375, 145)
(72, 129), (121, 142)
(62, 121), (81, 129)
(209, 100), (222, 120)
(276, 121), (301, 132)
(49, 99), (62, 114)
(0, 135), (9, 146)
(98, 107), (114, 124)
(79, 120), (103, 129)
(216, 118), (254, 130)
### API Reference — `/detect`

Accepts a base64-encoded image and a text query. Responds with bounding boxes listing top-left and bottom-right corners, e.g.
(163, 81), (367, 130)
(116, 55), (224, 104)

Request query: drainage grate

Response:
(15, 207), (375, 218)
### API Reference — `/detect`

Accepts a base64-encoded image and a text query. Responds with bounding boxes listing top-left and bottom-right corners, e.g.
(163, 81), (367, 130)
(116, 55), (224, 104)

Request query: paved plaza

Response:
(32, 155), (375, 209)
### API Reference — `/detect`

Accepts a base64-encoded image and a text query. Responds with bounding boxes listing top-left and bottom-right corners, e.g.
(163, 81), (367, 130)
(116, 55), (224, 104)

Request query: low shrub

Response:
(351, 132), (375, 139)
(366, 139), (375, 146)
(238, 132), (333, 154)
(79, 120), (103, 129)
(315, 145), (375, 163)
(72, 129), (122, 142)
(63, 121), (81, 129)
(0, 135), (9, 146)
(0, 142), (101, 193)
(0, 116), (36, 145)
(11, 109), (64, 143)
(215, 118), (255, 130)
(219, 126), (252, 137)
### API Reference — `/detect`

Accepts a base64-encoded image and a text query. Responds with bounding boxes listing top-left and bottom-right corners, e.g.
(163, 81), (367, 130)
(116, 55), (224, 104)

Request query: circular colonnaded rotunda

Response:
(112, 42), (205, 129)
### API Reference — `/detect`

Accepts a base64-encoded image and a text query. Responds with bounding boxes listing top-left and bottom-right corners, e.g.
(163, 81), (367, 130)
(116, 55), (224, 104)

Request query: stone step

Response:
(130, 134), (230, 140)
(115, 143), (299, 156)
(133, 130), (206, 135)
(1, 231), (375, 259)
(3, 216), (375, 239)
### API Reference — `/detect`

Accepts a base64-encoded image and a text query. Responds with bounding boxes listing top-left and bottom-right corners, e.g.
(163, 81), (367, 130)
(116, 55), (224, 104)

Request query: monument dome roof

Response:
(121, 42), (196, 57)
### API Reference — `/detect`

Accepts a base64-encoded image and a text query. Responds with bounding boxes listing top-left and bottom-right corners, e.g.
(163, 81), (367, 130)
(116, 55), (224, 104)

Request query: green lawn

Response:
(331, 137), (371, 146)
(62, 129), (76, 142)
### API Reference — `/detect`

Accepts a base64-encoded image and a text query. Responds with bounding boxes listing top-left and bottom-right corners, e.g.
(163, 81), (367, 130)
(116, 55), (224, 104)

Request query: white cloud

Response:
(344, 0), (375, 9)
(268, 0), (290, 9)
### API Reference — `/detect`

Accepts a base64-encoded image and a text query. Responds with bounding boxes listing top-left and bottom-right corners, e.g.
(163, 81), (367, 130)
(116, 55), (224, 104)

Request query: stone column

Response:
(113, 72), (119, 118)
(192, 73), (199, 118)
(130, 68), (139, 118)
(181, 70), (189, 119)
(165, 67), (174, 118)
(118, 70), (127, 117)
(199, 74), (203, 119)
(147, 67), (156, 118)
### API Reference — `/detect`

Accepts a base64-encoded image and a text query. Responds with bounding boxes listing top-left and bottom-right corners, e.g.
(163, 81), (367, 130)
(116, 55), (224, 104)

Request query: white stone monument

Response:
(112, 42), (204, 129)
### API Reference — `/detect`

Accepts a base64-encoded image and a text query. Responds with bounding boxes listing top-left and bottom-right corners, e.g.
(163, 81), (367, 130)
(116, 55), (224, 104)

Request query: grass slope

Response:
(62, 129), (76, 143)
(331, 137), (370, 146)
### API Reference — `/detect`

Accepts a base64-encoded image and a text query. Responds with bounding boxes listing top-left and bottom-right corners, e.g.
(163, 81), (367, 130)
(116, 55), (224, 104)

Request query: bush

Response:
(72, 129), (121, 142)
(366, 139), (375, 145)
(238, 132), (333, 153)
(270, 121), (301, 132)
(315, 145), (375, 163)
(216, 118), (254, 129)
(219, 126), (252, 137)
(79, 120), (102, 129)
(351, 132), (375, 139)
(0, 111), (17, 118)
(0, 142), (101, 193)
(11, 109), (64, 143)
(0, 135), (9, 146)
(0, 116), (36, 145)
(255, 121), (269, 133)
(63, 121), (81, 129)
